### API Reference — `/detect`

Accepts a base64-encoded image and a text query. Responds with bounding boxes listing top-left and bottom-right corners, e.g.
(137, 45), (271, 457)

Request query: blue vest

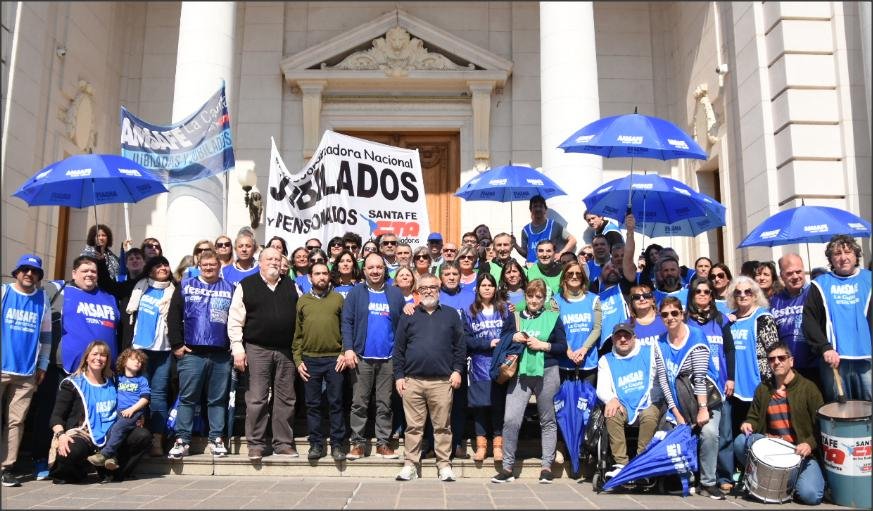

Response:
(605, 343), (655, 423)
(180, 277), (234, 348)
(730, 307), (770, 401)
(654, 287), (688, 309)
(599, 284), (629, 345)
(587, 260), (603, 282)
(555, 293), (598, 370)
(691, 316), (729, 391)
(60, 287), (119, 374)
(1, 284), (47, 375)
(633, 318), (667, 348)
(67, 374), (117, 447)
(658, 326), (718, 417)
(465, 308), (505, 383)
(131, 287), (163, 350)
(770, 286), (815, 368)
(714, 299), (730, 316)
(812, 270), (872, 359)
(295, 274), (313, 295)
(220, 263), (259, 287)
(523, 219), (554, 264)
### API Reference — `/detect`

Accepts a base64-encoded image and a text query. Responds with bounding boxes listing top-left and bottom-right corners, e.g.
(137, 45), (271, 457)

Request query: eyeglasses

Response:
(733, 288), (754, 297)
(711, 272), (727, 280)
(144, 243), (161, 249)
(660, 310), (682, 318)
(631, 292), (654, 301)
(581, 252), (593, 259)
(767, 354), (790, 364)
(442, 248), (457, 253)
(694, 288), (712, 296)
(329, 243), (343, 249)
(458, 255), (475, 261)
(414, 255), (430, 261)
(344, 245), (359, 251)
(363, 247), (376, 253)
(215, 242), (232, 249)
(310, 258), (326, 264)
(18, 267), (39, 275)
(380, 240), (397, 246)
(565, 271), (583, 278)
(306, 245), (321, 250)
(418, 285), (439, 292)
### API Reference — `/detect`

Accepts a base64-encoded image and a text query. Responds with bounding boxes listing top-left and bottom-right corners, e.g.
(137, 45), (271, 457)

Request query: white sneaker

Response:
(208, 437), (228, 457)
(438, 466), (456, 482)
(396, 464), (418, 481)
(168, 440), (190, 459)
(604, 464), (624, 479)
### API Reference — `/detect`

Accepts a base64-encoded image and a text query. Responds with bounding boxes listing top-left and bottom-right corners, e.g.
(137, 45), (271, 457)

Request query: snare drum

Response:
(744, 437), (802, 503)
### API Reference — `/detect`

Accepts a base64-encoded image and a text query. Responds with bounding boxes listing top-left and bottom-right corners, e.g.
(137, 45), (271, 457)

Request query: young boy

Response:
(88, 348), (150, 470)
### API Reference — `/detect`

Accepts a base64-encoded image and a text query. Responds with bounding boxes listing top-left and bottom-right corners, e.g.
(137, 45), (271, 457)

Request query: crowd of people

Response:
(1, 195), (869, 503)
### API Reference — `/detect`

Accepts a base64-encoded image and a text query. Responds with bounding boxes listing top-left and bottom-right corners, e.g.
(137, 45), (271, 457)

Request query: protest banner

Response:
(265, 131), (431, 248)
(120, 83), (235, 184)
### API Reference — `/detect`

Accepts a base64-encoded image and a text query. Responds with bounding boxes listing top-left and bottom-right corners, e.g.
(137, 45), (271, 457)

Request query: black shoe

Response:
(308, 443), (325, 460)
(699, 484), (725, 500)
(331, 445), (346, 462)
(491, 470), (515, 483)
(538, 469), (554, 484)
(1, 470), (20, 487)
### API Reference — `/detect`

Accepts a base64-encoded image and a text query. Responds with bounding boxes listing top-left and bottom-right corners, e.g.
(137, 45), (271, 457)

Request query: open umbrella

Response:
(602, 424), (699, 495)
(13, 154), (168, 238)
(553, 377), (597, 476)
(582, 173), (726, 237)
(739, 205), (871, 247)
(454, 163), (566, 234)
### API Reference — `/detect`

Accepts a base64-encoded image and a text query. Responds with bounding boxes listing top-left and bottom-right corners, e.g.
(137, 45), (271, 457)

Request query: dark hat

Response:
(141, 255), (171, 280)
(427, 232), (443, 243)
(612, 322), (634, 336)
(12, 254), (44, 279)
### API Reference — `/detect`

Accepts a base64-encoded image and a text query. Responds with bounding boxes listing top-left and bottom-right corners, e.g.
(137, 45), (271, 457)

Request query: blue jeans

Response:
(716, 396), (734, 485)
(820, 358), (872, 402)
(175, 350), (231, 442)
(698, 405), (721, 486)
(101, 411), (144, 457)
(144, 350), (172, 434)
(302, 356), (346, 446)
(733, 433), (825, 505)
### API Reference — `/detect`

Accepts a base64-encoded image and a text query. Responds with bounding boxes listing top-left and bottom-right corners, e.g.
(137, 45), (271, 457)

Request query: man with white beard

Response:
(228, 247), (300, 460)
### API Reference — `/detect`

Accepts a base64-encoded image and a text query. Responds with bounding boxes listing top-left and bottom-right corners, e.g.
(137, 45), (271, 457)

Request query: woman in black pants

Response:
(49, 341), (151, 484)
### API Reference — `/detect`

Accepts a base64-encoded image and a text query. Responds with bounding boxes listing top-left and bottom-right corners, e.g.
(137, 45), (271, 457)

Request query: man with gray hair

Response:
(770, 253), (818, 386)
(221, 232), (260, 286)
(393, 273), (465, 482)
(228, 247), (299, 460)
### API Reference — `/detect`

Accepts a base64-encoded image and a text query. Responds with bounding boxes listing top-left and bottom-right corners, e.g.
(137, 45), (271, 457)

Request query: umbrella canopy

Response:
(13, 154), (168, 208)
(454, 164), (566, 202)
(558, 112), (707, 161)
(582, 173), (726, 237)
(553, 378), (597, 475)
(602, 424), (699, 495)
(738, 205), (871, 248)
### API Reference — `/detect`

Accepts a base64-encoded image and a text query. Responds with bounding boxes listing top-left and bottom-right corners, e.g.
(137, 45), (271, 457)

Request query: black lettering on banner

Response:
(381, 168), (399, 200)
(336, 161), (355, 195)
(270, 176), (289, 201)
(357, 163), (378, 198)
(400, 172), (419, 202)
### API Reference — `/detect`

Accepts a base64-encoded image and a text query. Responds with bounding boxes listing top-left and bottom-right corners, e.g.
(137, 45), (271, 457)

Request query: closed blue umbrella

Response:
(455, 164), (566, 233)
(582, 173), (726, 237)
(738, 205), (871, 247)
(553, 378), (597, 475)
(602, 424), (699, 495)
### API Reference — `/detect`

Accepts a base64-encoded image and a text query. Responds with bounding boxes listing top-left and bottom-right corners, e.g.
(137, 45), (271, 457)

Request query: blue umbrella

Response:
(455, 164), (566, 233)
(602, 424), (699, 496)
(558, 111), (707, 161)
(553, 378), (597, 476)
(738, 205), (871, 247)
(582, 173), (726, 237)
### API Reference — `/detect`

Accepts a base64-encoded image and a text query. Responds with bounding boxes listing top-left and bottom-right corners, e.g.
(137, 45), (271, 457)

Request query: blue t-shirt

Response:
(362, 289), (393, 359)
(131, 287), (163, 350)
(220, 263), (259, 287)
(633, 317), (667, 347)
(116, 374), (151, 411)
(334, 283), (355, 299)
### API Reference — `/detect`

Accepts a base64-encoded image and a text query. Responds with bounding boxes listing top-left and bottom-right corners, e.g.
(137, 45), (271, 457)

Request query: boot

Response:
(473, 436), (488, 462)
(492, 436), (503, 463)
(149, 433), (164, 457)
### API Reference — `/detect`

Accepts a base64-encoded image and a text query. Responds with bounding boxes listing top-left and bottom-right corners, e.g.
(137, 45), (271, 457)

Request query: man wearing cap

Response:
(1, 255), (52, 487)
(596, 322), (681, 480)
(427, 233), (444, 273)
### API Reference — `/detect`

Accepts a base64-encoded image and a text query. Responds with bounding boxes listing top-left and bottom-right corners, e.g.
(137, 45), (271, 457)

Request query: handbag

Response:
(495, 311), (524, 384)
(675, 374), (722, 424)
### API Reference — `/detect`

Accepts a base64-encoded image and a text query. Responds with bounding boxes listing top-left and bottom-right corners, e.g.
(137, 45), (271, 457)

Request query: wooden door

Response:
(341, 131), (461, 245)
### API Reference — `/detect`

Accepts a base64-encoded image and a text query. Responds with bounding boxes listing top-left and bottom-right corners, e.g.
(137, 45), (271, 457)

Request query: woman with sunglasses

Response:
(140, 238), (163, 263)
(330, 249), (362, 299)
(686, 276), (736, 493)
(492, 279), (567, 484)
(555, 261), (602, 384)
(498, 259), (528, 312)
(180, 240), (214, 279)
(296, 248), (327, 295)
(657, 296), (724, 499)
(213, 236), (233, 267)
(627, 283), (666, 348)
(724, 276), (779, 458)
(463, 273), (514, 462)
(411, 246), (432, 282)
(457, 246), (479, 290)
(707, 263), (733, 314)
(326, 237), (344, 266)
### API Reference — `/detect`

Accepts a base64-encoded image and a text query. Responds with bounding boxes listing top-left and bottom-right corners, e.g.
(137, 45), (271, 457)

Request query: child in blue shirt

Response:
(88, 348), (150, 471)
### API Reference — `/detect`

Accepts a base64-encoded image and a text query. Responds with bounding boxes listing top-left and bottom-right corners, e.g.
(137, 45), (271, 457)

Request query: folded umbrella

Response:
(553, 377), (597, 475)
(602, 424), (699, 495)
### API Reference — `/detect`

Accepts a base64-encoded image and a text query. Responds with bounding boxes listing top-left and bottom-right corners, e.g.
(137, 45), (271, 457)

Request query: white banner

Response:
(265, 131), (431, 249)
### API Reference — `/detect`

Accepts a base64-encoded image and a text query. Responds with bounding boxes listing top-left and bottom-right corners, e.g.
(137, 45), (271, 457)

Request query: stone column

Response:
(860, 1), (872, 139)
(165, 2), (235, 266)
(539, 2), (603, 243)
(298, 80), (327, 160)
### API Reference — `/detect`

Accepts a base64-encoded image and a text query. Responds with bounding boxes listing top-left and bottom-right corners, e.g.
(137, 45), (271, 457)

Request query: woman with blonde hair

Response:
(181, 239), (213, 279)
(554, 261), (602, 383)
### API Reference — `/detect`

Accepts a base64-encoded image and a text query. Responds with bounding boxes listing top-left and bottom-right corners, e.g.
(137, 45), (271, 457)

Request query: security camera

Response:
(56, 47), (67, 58)
(715, 63), (729, 75)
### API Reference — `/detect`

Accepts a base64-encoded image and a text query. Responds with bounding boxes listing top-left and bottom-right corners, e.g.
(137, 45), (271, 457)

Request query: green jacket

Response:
(292, 290), (344, 363)
(745, 371), (824, 451)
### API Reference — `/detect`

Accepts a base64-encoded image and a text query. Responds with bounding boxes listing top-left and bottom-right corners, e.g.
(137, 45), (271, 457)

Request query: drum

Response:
(744, 437), (802, 503)
(817, 401), (872, 509)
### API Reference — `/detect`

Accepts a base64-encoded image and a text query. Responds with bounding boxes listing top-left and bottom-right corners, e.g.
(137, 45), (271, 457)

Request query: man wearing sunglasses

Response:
(378, 234), (400, 275)
(733, 342), (825, 505)
(342, 232), (363, 261)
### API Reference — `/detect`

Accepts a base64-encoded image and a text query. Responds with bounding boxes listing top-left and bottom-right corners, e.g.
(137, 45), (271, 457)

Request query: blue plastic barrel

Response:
(817, 401), (872, 509)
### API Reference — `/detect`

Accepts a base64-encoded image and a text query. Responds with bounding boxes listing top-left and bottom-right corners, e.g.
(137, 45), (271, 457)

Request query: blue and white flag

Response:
(120, 84), (235, 183)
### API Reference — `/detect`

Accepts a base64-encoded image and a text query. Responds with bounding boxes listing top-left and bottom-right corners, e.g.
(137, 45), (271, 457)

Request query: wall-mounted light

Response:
(236, 162), (262, 229)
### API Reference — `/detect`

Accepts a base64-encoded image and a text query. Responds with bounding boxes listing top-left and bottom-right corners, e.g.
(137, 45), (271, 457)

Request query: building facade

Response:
(2, 1), (870, 278)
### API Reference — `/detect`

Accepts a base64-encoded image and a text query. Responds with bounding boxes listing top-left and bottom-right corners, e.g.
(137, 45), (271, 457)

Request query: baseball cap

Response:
(12, 254), (44, 278)
(427, 232), (443, 243)
(612, 322), (634, 336)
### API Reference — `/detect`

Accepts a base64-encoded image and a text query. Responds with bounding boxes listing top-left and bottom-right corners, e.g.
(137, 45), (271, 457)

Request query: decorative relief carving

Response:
(59, 80), (98, 152)
(692, 83), (719, 146)
(323, 26), (474, 77)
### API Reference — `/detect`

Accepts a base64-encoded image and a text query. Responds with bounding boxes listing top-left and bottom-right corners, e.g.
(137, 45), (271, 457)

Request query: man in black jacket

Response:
(228, 248), (299, 460)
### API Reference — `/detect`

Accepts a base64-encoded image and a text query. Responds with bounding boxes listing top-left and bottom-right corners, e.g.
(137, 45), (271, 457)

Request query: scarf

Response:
(126, 278), (174, 321)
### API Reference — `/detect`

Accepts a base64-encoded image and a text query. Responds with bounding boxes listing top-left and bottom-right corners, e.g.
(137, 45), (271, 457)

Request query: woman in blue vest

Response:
(330, 249), (362, 299)
(685, 276), (736, 493)
(49, 341), (151, 484)
(463, 273), (515, 462)
(555, 261), (602, 384)
(628, 283), (666, 348)
(707, 262), (734, 316)
(657, 297), (724, 499)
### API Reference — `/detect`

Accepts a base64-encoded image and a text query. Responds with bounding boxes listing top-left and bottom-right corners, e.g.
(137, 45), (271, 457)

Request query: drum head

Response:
(750, 438), (801, 468)
(818, 401), (872, 421)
